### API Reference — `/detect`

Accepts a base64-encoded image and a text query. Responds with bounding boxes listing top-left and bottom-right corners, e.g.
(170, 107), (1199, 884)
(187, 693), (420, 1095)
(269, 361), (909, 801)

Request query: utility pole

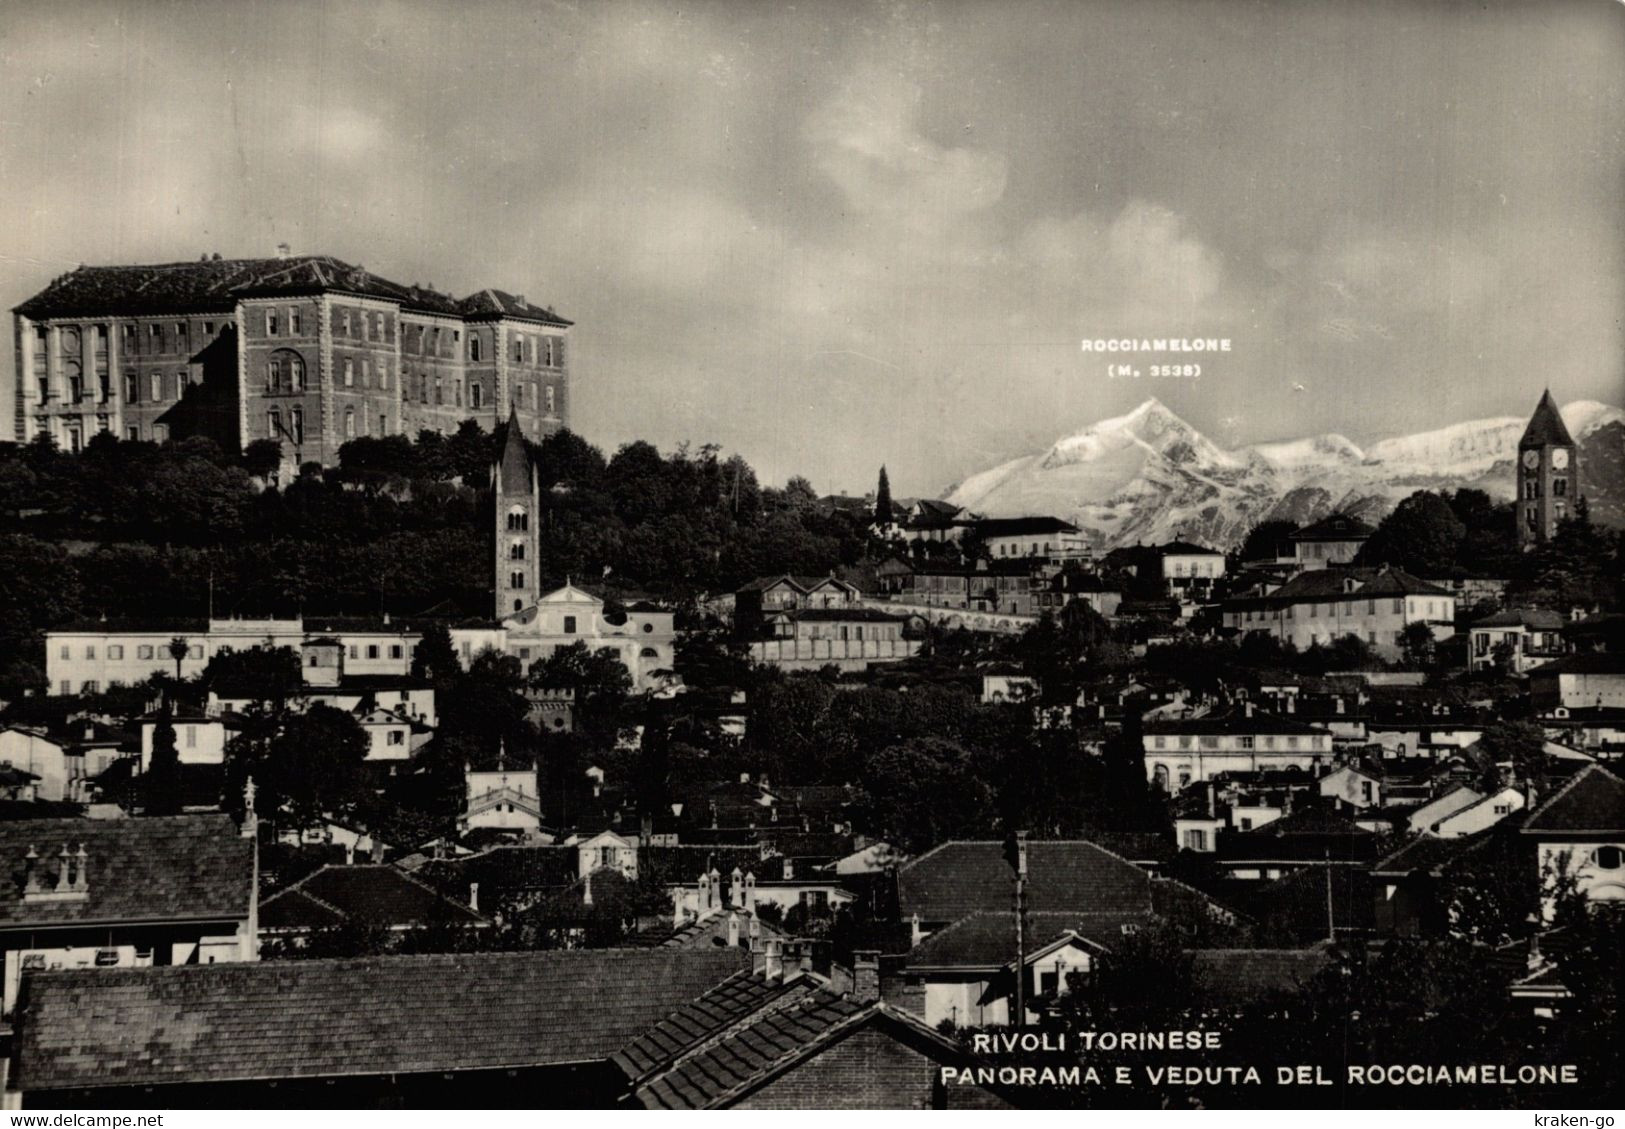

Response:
(1324, 847), (1335, 943)
(1009, 830), (1029, 1029)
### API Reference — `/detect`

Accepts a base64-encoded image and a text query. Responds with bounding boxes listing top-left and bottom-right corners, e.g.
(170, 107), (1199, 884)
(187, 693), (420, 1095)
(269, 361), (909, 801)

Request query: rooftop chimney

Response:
(726, 911), (741, 948)
(469, 881), (480, 913)
(764, 939), (783, 982)
(276, 242), (291, 260)
(853, 950), (881, 1003)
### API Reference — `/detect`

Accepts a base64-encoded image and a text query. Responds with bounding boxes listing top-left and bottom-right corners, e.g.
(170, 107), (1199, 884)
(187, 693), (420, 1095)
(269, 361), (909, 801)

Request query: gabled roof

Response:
(15, 949), (747, 1092)
(972, 516), (1082, 537)
(632, 990), (980, 1109)
(906, 911), (1132, 969)
(0, 814), (251, 929)
(897, 840), (1153, 923)
(1520, 764), (1625, 835)
(1158, 540), (1224, 556)
(259, 864), (483, 931)
(1144, 708), (1329, 737)
(1520, 390), (1575, 448)
(612, 968), (815, 1082)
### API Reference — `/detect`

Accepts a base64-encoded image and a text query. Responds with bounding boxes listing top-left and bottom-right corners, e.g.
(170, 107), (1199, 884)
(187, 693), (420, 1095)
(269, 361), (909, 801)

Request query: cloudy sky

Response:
(1, 0), (1621, 496)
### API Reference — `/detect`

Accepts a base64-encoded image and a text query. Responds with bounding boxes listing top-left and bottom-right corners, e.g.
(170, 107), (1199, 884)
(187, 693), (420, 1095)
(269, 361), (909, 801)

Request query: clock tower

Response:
(1517, 389), (1578, 550)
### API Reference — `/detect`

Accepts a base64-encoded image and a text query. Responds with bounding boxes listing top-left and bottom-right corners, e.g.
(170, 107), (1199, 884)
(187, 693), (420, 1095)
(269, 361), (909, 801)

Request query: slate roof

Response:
(612, 969), (815, 1082)
(972, 517), (1081, 537)
(1528, 654), (1625, 676)
(1158, 540), (1224, 556)
(15, 948), (748, 1092)
(906, 911), (1132, 968)
(1191, 947), (1332, 1005)
(259, 864), (483, 931)
(1520, 764), (1625, 835)
(0, 814), (251, 929)
(1372, 829), (1497, 877)
(1520, 390), (1575, 448)
(16, 256), (572, 326)
(897, 840), (1153, 923)
(1234, 566), (1451, 607)
(1144, 709), (1330, 737)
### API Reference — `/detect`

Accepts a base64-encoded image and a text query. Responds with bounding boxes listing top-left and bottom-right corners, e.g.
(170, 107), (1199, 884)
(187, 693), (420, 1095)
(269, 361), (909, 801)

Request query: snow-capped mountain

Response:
(944, 397), (1625, 550)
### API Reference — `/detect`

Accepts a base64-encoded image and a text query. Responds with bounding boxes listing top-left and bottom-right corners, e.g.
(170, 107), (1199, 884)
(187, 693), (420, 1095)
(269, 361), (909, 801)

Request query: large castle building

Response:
(12, 250), (571, 468)
(1517, 389), (1578, 550)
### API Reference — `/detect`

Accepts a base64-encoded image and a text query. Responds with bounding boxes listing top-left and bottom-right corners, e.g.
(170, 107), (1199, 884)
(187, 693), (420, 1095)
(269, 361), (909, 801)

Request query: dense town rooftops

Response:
(1519, 765), (1625, 835)
(897, 840), (1153, 923)
(0, 814), (251, 929)
(15, 255), (573, 327)
(906, 911), (1133, 969)
(1228, 565), (1453, 607)
(14, 948), (747, 1091)
(611, 968), (814, 1083)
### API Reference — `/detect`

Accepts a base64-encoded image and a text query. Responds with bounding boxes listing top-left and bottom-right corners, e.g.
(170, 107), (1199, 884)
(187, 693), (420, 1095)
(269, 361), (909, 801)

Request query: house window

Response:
(137, 645), (154, 660)
(366, 645), (379, 659)
(1182, 829), (1207, 851)
(361, 358), (371, 386)
(1553, 478), (1567, 497)
(389, 645), (402, 659)
(340, 310), (352, 336)
(82, 680), (98, 694)
(124, 372), (138, 402)
(291, 310), (302, 334)
(184, 726), (197, 748)
(1596, 846), (1621, 870)
(344, 408), (356, 437)
(388, 730), (405, 746)
(469, 336), (482, 362)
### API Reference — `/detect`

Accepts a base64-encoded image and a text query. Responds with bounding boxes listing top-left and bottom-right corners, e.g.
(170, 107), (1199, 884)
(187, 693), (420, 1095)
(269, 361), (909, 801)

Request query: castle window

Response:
(268, 409), (281, 438)
(344, 359), (354, 387)
(267, 312), (279, 336)
(471, 384), (484, 409)
(124, 373), (138, 402)
(1524, 480), (1538, 500)
(150, 373), (163, 401)
(470, 336), (482, 362)
(266, 358), (282, 392)
(545, 385), (556, 415)
(126, 425), (139, 441)
(435, 378), (444, 405)
(290, 356), (304, 391)
(340, 310), (352, 336)
(290, 408), (304, 444)
(379, 413), (387, 436)
(344, 407), (356, 438)
(361, 358), (371, 386)
(369, 313), (380, 342)
(378, 363), (388, 390)
(290, 310), (302, 335)
(514, 338), (523, 362)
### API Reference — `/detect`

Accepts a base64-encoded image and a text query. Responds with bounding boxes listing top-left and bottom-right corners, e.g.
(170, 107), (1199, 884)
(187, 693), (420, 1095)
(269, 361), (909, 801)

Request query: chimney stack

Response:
(726, 911), (740, 948)
(747, 913), (761, 952)
(853, 950), (881, 1003)
(276, 242), (291, 260)
(730, 867), (743, 907)
(22, 845), (42, 896)
(469, 882), (480, 913)
(910, 912), (922, 948)
(72, 845), (88, 894)
(764, 939), (783, 982)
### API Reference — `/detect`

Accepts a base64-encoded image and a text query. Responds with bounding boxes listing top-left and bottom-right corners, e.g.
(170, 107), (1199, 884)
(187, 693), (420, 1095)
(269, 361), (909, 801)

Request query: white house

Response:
(0, 728), (72, 802)
(1144, 707), (1334, 791)
(1429, 786), (1526, 838)
(1520, 765), (1625, 920)
(138, 710), (233, 769)
(1467, 609), (1567, 674)
(1222, 566), (1456, 660)
(1529, 655), (1625, 711)
(500, 583), (676, 691)
(461, 759), (544, 836)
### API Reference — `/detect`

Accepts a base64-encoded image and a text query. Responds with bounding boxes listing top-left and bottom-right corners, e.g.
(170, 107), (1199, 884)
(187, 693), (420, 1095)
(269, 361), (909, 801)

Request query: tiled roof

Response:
(972, 517), (1081, 537)
(259, 864), (483, 930)
(1528, 654), (1625, 676)
(612, 969), (815, 1082)
(907, 911), (1131, 968)
(1191, 947), (1331, 1006)
(0, 814), (251, 928)
(413, 844), (576, 902)
(1238, 566), (1451, 606)
(1372, 829), (1498, 877)
(1472, 608), (1566, 630)
(1520, 764), (1625, 835)
(1144, 709), (1329, 737)
(15, 948), (748, 1092)
(897, 840), (1153, 923)
(633, 992), (972, 1109)
(1158, 540), (1224, 556)
(15, 256), (571, 326)
(1520, 390), (1576, 448)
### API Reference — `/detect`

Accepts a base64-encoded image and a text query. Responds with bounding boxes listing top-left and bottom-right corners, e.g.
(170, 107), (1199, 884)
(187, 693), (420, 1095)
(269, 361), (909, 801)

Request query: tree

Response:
(856, 737), (995, 853)
(203, 645), (302, 708)
(262, 704), (370, 830)
(411, 623), (462, 683)
(1398, 621), (1436, 670)
(168, 636), (191, 684)
(145, 705), (183, 816)
(873, 466), (893, 526)
(1356, 491), (1465, 577)
(1236, 519), (1298, 564)
(242, 439), (283, 480)
(528, 641), (633, 748)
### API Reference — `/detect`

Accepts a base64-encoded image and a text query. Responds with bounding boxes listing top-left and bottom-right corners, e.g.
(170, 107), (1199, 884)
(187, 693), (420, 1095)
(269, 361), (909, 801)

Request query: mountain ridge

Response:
(944, 397), (1625, 550)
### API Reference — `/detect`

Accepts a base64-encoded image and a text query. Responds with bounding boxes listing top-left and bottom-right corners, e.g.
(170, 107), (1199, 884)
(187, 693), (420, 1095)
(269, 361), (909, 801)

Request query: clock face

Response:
(1553, 449), (1570, 469)
(1522, 450), (1540, 469)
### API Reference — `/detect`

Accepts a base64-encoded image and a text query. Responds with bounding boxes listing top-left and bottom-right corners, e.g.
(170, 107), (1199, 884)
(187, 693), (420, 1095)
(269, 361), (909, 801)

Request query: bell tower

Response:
(1516, 389), (1578, 550)
(493, 408), (541, 617)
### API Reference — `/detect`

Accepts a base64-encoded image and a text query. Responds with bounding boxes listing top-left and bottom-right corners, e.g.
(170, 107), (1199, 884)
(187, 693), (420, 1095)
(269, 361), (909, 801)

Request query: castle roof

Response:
(1520, 390), (1575, 448)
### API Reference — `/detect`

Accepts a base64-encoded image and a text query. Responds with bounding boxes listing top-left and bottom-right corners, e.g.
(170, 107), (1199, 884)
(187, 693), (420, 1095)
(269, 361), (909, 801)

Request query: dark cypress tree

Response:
(145, 705), (183, 816)
(874, 465), (894, 526)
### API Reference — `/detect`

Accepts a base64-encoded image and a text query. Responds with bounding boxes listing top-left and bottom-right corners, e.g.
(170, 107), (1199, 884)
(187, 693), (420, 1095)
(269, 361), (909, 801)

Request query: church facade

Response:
(12, 252), (571, 469)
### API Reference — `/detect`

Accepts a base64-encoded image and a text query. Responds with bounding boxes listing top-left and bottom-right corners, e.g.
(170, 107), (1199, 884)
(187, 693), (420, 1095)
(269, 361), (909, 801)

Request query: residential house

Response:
(1158, 541), (1226, 601)
(1222, 565), (1457, 658)
(1318, 762), (1383, 811)
(1143, 707), (1335, 791)
(1428, 786), (1527, 838)
(0, 729), (71, 803)
(461, 758), (545, 837)
(750, 608), (918, 671)
(974, 516), (1089, 562)
(1468, 609), (1567, 674)
(137, 708), (236, 769)
(1519, 764), (1625, 919)
(1288, 514), (1373, 570)
(900, 499), (968, 544)
(1528, 654), (1625, 711)
(0, 814), (256, 1014)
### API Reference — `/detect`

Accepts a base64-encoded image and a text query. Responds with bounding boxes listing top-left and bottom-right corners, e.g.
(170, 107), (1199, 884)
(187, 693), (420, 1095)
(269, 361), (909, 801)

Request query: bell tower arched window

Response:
(506, 506), (528, 532)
